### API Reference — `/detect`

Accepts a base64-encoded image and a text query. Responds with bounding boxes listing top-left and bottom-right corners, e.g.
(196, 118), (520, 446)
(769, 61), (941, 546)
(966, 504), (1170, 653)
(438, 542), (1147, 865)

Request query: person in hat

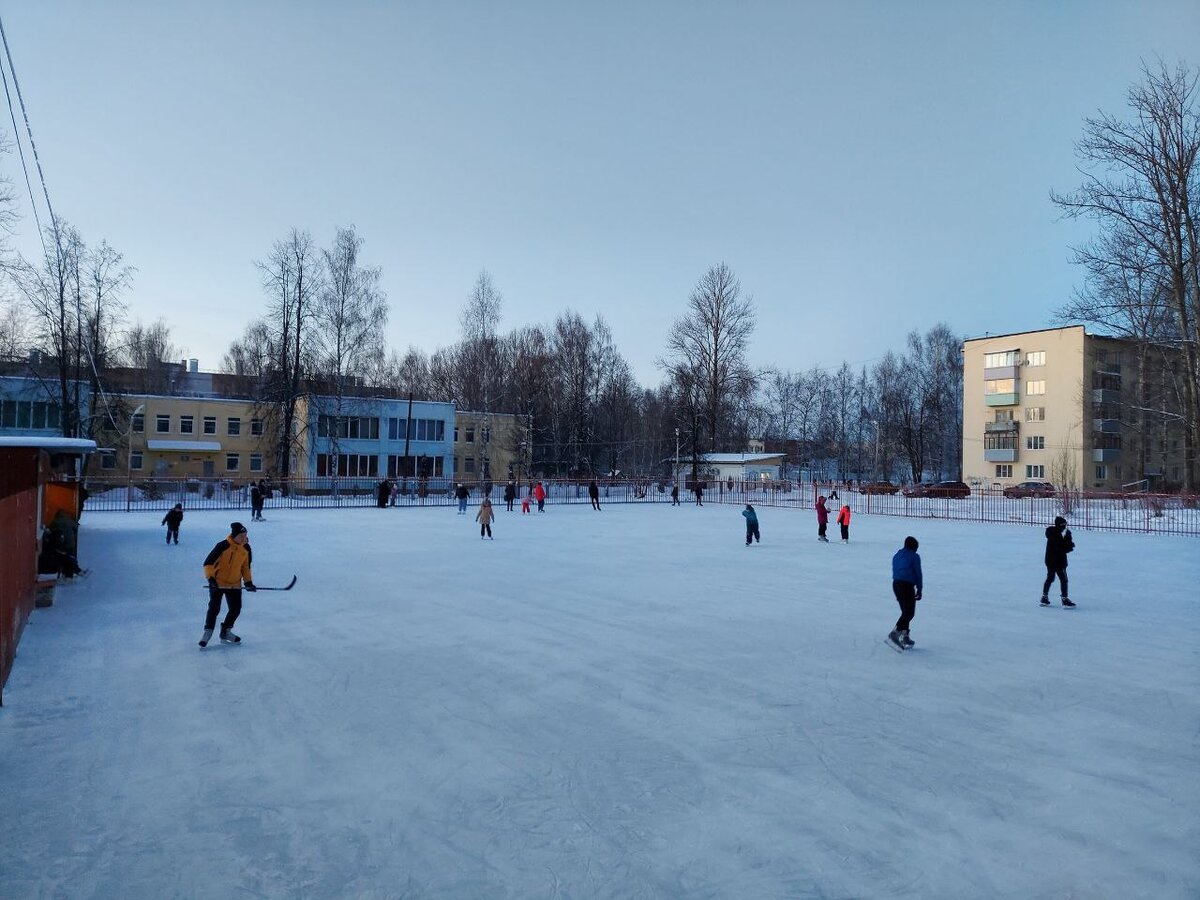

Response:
(1041, 516), (1076, 607)
(476, 497), (495, 539)
(455, 482), (470, 514)
(742, 503), (760, 546)
(815, 495), (830, 542)
(199, 522), (256, 648)
(887, 536), (923, 650)
(162, 503), (184, 545)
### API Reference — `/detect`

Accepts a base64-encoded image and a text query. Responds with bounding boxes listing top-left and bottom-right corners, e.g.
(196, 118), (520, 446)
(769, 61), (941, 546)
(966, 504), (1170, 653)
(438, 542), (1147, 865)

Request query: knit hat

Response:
(903, 536), (919, 551)
(230, 522), (247, 537)
(1054, 516), (1067, 527)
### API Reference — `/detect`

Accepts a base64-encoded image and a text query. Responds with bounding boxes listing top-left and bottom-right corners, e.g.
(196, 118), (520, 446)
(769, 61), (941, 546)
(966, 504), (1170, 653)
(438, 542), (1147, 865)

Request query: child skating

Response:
(162, 503), (183, 544)
(200, 522), (256, 648)
(837, 504), (851, 542)
(742, 504), (760, 546)
(816, 496), (829, 542)
(887, 536), (922, 651)
(476, 497), (494, 539)
(1040, 516), (1076, 607)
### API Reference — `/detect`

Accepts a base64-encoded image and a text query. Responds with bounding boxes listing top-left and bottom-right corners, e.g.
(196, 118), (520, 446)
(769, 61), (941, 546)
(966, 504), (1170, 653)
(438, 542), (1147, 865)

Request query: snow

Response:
(1, 504), (1197, 899)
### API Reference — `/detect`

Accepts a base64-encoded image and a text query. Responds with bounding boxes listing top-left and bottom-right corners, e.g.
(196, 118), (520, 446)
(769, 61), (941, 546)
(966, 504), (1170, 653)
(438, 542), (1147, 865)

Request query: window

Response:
(251, 418), (263, 436)
(316, 415), (379, 440)
(226, 453), (240, 471)
(465, 456), (476, 473)
(156, 414), (170, 433)
(985, 379), (1016, 395)
(101, 452), (117, 470)
(1095, 465), (1107, 480)
(316, 453), (379, 477)
(453, 426), (459, 442)
(1025, 351), (1045, 367)
(132, 413), (145, 433)
(203, 416), (216, 435)
(995, 464), (1013, 478)
(482, 426), (491, 443)
(130, 451), (143, 470)
(1025, 436), (1045, 450)
(993, 410), (1014, 422)
(227, 417), (241, 436)
(249, 453), (263, 472)
(984, 350), (1020, 368)
(984, 434), (1017, 451)
(1026, 464), (1045, 479)
(1026, 380), (1046, 395)
(1025, 407), (1045, 422)
(180, 415), (194, 435)
(465, 427), (475, 443)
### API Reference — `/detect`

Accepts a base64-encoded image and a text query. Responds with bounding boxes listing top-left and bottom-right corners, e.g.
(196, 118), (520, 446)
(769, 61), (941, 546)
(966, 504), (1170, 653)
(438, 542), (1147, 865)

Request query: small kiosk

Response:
(0, 436), (95, 705)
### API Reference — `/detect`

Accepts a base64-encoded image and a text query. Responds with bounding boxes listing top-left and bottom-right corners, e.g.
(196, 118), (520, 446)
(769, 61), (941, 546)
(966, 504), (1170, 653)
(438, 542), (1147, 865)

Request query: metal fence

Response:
(79, 476), (1200, 536)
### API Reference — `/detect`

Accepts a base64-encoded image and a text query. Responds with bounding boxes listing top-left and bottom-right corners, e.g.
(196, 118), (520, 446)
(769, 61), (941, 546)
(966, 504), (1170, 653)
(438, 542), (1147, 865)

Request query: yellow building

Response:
(962, 326), (1190, 491)
(452, 410), (531, 485)
(100, 395), (276, 481)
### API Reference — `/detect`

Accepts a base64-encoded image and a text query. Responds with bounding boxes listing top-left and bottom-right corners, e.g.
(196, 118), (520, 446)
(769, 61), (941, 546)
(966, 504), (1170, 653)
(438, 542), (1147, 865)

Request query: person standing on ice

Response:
(503, 480), (516, 511)
(837, 504), (851, 542)
(671, 483), (680, 505)
(162, 503), (183, 545)
(742, 503), (760, 545)
(887, 535), (923, 650)
(534, 481), (546, 512)
(815, 495), (830, 542)
(249, 481), (264, 521)
(588, 480), (601, 511)
(455, 483), (470, 514)
(376, 478), (391, 509)
(476, 497), (495, 539)
(200, 522), (256, 648)
(1040, 516), (1076, 608)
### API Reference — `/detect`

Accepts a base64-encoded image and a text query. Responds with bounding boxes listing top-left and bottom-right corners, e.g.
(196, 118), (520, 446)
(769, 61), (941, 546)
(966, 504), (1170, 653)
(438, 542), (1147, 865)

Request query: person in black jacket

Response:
(1041, 516), (1076, 608)
(249, 482), (264, 521)
(162, 503), (183, 544)
(376, 479), (391, 509)
(588, 480), (601, 511)
(503, 481), (516, 512)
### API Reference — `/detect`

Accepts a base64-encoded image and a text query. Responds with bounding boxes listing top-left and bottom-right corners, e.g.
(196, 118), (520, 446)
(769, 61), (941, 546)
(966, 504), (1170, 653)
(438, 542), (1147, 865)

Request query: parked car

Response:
(1003, 481), (1056, 499)
(903, 480), (971, 499)
(859, 481), (899, 495)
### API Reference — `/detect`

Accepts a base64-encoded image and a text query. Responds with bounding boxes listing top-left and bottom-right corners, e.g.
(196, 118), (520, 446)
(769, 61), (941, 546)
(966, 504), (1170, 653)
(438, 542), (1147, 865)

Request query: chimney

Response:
(189, 358), (199, 373)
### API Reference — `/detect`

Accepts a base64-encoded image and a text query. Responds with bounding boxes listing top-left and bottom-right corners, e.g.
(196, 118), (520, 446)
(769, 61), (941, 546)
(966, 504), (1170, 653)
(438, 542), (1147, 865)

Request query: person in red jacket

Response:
(816, 495), (829, 542)
(837, 504), (852, 542)
(534, 481), (547, 512)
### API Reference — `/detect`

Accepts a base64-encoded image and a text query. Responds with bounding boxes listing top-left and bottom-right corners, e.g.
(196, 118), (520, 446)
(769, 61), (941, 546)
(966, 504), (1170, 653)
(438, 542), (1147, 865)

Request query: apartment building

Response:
(100, 395), (275, 479)
(962, 326), (1190, 491)
(452, 410), (531, 483)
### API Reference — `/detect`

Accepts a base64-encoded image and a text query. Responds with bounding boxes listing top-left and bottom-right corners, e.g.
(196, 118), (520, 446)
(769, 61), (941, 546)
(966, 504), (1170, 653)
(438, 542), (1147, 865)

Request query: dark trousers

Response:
(251, 504), (263, 520)
(893, 580), (917, 632)
(480, 523), (492, 537)
(745, 524), (760, 545)
(205, 588), (243, 631)
(839, 524), (849, 540)
(166, 527), (179, 544)
(590, 497), (600, 510)
(506, 499), (514, 511)
(818, 522), (827, 538)
(1042, 565), (1068, 597)
(537, 499), (545, 511)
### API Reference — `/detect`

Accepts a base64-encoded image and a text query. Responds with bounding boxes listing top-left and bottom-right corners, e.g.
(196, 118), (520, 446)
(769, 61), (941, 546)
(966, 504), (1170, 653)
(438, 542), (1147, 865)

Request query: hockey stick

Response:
(201, 575), (298, 591)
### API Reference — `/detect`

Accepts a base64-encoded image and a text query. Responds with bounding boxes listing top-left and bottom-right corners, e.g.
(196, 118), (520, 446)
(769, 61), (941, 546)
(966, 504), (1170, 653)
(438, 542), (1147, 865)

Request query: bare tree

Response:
(457, 270), (504, 411)
(1052, 60), (1200, 489)
(661, 263), (757, 453)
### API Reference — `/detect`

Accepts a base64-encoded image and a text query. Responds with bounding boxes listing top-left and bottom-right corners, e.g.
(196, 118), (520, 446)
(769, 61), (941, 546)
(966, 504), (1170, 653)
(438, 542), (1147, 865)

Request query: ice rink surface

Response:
(2, 503), (1197, 899)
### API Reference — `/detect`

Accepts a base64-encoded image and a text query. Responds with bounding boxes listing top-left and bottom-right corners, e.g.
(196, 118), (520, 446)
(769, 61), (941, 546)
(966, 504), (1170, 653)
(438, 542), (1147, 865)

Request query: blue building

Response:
(296, 394), (455, 487)
(0, 376), (91, 439)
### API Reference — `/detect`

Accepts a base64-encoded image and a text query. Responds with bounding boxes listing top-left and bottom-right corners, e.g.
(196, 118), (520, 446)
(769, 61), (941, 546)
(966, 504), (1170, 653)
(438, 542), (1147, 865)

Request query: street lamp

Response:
(125, 403), (145, 512)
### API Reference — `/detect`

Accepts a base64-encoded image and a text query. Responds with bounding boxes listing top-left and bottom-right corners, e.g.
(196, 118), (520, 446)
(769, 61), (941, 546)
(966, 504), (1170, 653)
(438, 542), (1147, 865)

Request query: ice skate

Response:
(198, 628), (213, 648)
(900, 630), (914, 649)
(1040, 596), (1050, 606)
(219, 627), (241, 644)
(1061, 598), (1076, 608)
(886, 630), (906, 652)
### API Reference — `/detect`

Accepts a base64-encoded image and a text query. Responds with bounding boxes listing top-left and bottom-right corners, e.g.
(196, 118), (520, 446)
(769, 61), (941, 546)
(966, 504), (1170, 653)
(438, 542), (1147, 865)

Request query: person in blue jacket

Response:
(888, 535), (923, 650)
(742, 503), (760, 545)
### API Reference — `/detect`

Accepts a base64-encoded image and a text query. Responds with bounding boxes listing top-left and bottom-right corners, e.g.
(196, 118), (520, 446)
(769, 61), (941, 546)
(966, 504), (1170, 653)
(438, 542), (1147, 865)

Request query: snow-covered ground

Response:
(2, 504), (1197, 899)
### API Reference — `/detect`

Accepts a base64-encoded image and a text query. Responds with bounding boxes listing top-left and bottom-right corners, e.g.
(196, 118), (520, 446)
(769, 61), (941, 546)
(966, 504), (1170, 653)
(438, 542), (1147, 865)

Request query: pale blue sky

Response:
(2, 1), (1196, 385)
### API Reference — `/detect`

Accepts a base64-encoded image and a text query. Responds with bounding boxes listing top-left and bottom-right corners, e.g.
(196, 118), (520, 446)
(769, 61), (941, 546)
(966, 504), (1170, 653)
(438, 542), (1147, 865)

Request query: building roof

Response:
(146, 440), (223, 452)
(0, 437), (97, 452)
(701, 453), (786, 464)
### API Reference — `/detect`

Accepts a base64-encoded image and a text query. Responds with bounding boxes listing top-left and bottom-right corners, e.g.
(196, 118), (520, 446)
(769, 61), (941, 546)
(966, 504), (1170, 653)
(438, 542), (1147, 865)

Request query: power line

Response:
(0, 13), (57, 253)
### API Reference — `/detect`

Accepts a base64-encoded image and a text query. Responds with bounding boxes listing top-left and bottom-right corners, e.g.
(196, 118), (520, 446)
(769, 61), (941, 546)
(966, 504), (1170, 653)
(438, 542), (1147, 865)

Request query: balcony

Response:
(1092, 388), (1121, 405)
(985, 393), (1019, 407)
(1093, 448), (1121, 462)
(1092, 418), (1121, 434)
(984, 421), (1020, 433)
(984, 448), (1018, 462)
(984, 365), (1020, 380)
